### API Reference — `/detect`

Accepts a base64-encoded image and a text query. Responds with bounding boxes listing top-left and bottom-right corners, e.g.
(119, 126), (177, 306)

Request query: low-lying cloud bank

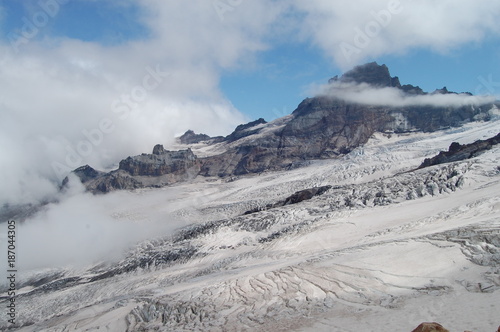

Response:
(1, 0), (500, 273)
(312, 82), (497, 108)
(2, 0), (500, 208)
(13, 177), (191, 272)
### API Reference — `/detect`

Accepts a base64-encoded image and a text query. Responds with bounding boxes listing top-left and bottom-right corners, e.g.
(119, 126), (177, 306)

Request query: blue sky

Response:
(1, 0), (500, 204)
(2, 0), (499, 122)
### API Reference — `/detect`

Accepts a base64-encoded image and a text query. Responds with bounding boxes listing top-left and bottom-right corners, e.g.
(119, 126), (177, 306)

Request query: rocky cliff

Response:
(199, 62), (495, 177)
(67, 62), (498, 193)
(419, 132), (500, 169)
(66, 145), (201, 192)
(178, 130), (212, 144)
(119, 145), (199, 177)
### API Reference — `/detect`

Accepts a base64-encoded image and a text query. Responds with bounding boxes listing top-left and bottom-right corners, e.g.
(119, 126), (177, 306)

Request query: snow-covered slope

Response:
(2, 119), (500, 331)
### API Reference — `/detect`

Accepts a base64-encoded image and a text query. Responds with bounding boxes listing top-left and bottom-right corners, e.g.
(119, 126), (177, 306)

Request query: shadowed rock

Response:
(72, 147), (201, 193)
(119, 147), (199, 177)
(225, 118), (267, 143)
(411, 322), (450, 332)
(244, 185), (332, 214)
(283, 186), (332, 205)
(334, 61), (401, 88)
(66, 63), (498, 193)
(62, 165), (104, 187)
(419, 132), (500, 169)
(179, 130), (212, 144)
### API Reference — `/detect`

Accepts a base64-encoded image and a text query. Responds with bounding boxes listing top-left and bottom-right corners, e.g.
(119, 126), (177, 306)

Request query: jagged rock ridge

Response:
(419, 132), (500, 168)
(119, 145), (199, 177)
(67, 62), (498, 193)
(65, 145), (201, 193)
(179, 130), (212, 144)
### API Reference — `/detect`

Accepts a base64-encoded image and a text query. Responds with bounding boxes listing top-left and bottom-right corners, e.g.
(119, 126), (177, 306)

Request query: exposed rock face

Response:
(85, 171), (144, 193)
(283, 186), (332, 205)
(152, 144), (166, 155)
(419, 132), (500, 168)
(200, 100), (493, 177)
(225, 118), (267, 142)
(333, 61), (401, 88)
(62, 164), (103, 187)
(199, 62), (495, 177)
(179, 130), (211, 144)
(411, 322), (450, 332)
(119, 147), (199, 177)
(244, 185), (332, 215)
(72, 147), (201, 193)
(280, 97), (394, 158)
(401, 84), (425, 95)
(69, 62), (498, 193)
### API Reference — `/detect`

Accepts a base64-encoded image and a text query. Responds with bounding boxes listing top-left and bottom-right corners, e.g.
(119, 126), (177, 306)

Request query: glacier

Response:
(1, 118), (499, 331)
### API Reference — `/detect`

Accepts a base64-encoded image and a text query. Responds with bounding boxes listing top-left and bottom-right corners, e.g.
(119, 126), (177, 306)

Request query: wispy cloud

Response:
(1, 0), (500, 272)
(0, 0), (287, 206)
(311, 81), (497, 107)
(16, 176), (191, 271)
(292, 0), (500, 68)
(2, 0), (500, 207)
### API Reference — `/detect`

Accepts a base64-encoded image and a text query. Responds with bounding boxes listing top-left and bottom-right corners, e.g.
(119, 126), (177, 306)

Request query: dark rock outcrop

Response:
(179, 130), (211, 144)
(335, 61), (401, 88)
(283, 186), (332, 205)
(280, 97), (395, 158)
(200, 62), (495, 177)
(85, 171), (144, 193)
(225, 118), (267, 143)
(411, 322), (450, 332)
(74, 146), (201, 193)
(152, 144), (166, 155)
(69, 62), (497, 193)
(62, 164), (104, 187)
(433, 86), (450, 94)
(401, 84), (425, 95)
(119, 146), (199, 177)
(419, 132), (500, 169)
(244, 185), (332, 214)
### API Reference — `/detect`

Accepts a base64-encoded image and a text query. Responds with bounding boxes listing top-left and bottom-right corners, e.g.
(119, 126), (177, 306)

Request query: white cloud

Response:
(2, 0), (499, 207)
(312, 81), (497, 107)
(292, 0), (500, 68)
(16, 177), (188, 271)
(0, 0), (287, 206)
(2, 0), (500, 271)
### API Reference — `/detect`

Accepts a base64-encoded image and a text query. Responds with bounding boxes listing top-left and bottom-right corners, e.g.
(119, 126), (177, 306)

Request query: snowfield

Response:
(2, 119), (500, 331)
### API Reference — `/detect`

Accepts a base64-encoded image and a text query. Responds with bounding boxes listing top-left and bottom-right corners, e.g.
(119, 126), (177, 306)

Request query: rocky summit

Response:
(67, 62), (498, 193)
(66, 145), (201, 193)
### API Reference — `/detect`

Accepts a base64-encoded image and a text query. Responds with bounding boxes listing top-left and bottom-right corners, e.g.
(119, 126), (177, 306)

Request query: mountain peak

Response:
(179, 130), (211, 144)
(330, 62), (401, 88)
